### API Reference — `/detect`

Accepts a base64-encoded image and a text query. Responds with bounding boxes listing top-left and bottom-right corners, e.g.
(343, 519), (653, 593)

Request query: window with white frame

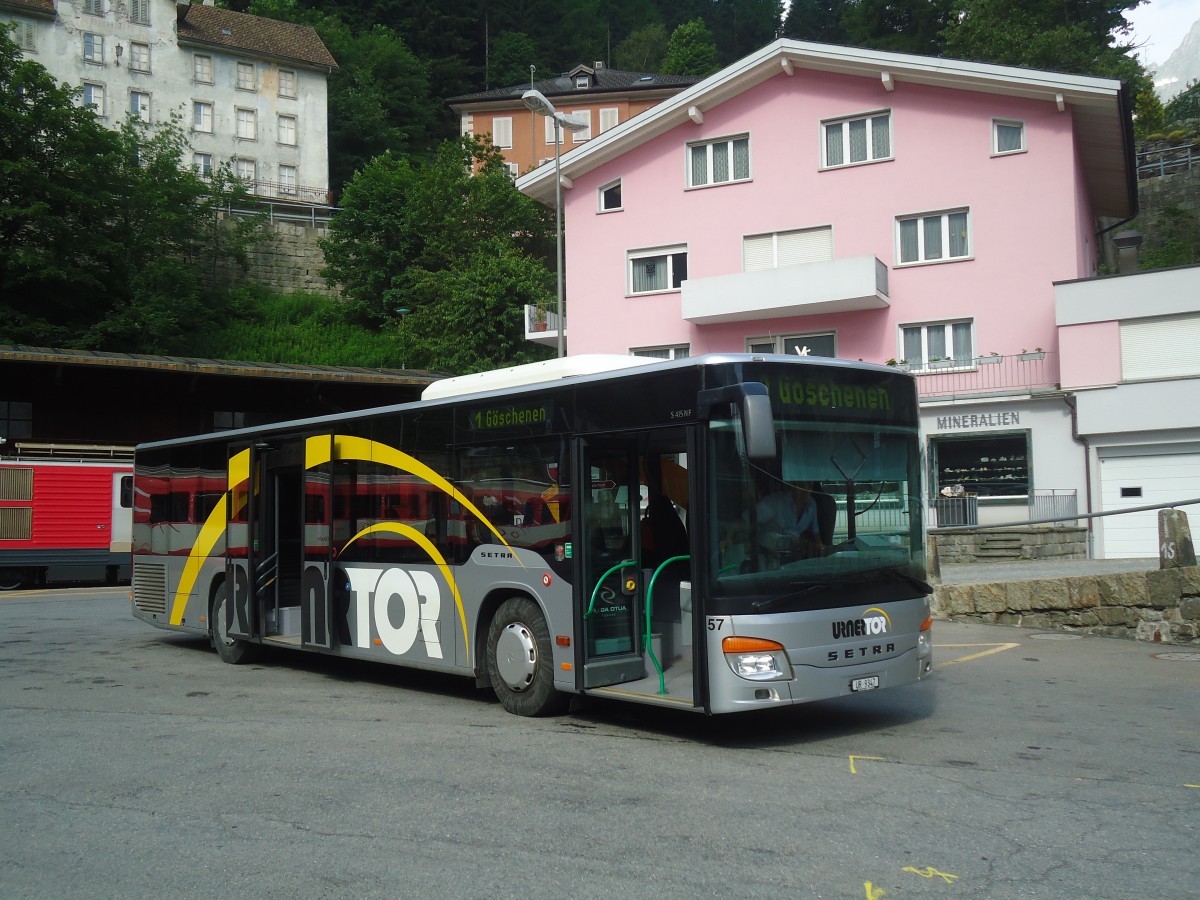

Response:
(193, 152), (212, 177)
(628, 246), (687, 295)
(993, 119), (1025, 155)
(599, 107), (618, 134)
(129, 90), (149, 122)
(747, 332), (836, 358)
(194, 54), (212, 84)
(575, 75), (589, 89)
(743, 226), (833, 271)
(598, 179), (622, 212)
(490, 116), (513, 149)
(129, 41), (150, 73)
(236, 158), (256, 187)
(130, 0), (149, 25)
(277, 114), (296, 145)
(279, 164), (297, 195)
(571, 109), (592, 142)
(7, 18), (36, 51)
(82, 82), (105, 115)
(82, 32), (103, 63)
(897, 208), (970, 265)
(192, 100), (213, 132)
(504, 162), (519, 180)
(822, 111), (891, 168)
(900, 320), (973, 369)
(632, 345), (690, 360)
(84, 0), (103, 15)
(544, 116), (561, 145)
(278, 69), (296, 98)
(687, 135), (750, 188)
(236, 61), (255, 91)
(236, 107), (257, 140)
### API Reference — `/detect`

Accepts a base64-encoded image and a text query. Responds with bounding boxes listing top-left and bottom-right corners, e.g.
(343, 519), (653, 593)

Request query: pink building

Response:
(519, 39), (1144, 547)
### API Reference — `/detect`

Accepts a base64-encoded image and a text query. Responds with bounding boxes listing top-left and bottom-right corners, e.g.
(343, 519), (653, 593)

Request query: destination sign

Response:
(462, 400), (553, 434)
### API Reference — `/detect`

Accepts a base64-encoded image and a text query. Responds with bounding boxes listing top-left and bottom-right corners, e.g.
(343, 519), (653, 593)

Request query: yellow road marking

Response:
(849, 754), (886, 774)
(937, 642), (1021, 666)
(864, 882), (886, 899)
(903, 866), (959, 884)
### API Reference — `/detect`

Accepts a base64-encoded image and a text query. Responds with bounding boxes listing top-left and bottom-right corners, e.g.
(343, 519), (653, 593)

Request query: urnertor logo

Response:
(831, 607), (891, 640)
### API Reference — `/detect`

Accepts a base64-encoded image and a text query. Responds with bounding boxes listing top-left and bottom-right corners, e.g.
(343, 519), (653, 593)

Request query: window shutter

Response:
(599, 107), (618, 133)
(492, 117), (512, 149)
(743, 234), (773, 271)
(776, 227), (833, 267)
(1121, 314), (1200, 380)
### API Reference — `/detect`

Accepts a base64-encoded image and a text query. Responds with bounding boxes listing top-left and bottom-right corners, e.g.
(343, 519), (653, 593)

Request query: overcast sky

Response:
(1125, 0), (1199, 67)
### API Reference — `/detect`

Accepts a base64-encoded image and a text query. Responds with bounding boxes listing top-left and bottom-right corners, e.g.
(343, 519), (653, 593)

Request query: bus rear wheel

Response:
(486, 596), (567, 717)
(210, 582), (262, 666)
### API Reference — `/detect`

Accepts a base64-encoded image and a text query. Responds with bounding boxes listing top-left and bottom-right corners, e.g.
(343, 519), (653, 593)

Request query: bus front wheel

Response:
(486, 596), (567, 717)
(210, 582), (262, 666)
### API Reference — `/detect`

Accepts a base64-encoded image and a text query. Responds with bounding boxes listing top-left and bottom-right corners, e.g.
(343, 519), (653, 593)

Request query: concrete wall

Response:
(933, 565), (1200, 644)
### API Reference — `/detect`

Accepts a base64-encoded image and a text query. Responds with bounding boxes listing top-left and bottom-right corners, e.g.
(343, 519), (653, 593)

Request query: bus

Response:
(1, 445), (133, 590)
(131, 354), (933, 716)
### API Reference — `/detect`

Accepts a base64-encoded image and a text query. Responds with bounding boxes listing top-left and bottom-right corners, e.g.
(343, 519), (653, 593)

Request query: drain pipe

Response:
(1063, 393), (1095, 558)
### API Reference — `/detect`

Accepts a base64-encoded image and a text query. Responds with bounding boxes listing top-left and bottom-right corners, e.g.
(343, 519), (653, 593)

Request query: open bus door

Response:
(577, 432), (698, 708)
(578, 440), (645, 689)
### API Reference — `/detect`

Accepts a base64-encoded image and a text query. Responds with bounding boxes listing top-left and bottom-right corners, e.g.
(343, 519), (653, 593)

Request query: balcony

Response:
(524, 305), (565, 347)
(905, 351), (1058, 400)
(681, 255), (889, 325)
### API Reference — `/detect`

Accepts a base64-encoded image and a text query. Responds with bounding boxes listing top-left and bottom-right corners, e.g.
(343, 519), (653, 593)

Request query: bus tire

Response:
(210, 581), (262, 666)
(486, 596), (567, 717)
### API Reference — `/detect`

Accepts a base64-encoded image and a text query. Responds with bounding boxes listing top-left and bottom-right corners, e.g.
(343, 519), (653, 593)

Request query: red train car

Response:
(0, 445), (133, 589)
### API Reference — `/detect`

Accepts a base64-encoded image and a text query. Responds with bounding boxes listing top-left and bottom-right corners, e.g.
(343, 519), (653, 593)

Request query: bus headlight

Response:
(722, 636), (793, 681)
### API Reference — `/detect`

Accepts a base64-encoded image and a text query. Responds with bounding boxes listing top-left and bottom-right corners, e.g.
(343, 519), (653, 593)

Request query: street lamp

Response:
(522, 89), (587, 358)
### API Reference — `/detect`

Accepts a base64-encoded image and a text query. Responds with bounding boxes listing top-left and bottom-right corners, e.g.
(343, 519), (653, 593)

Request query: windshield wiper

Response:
(752, 583), (822, 612)
(844, 568), (934, 595)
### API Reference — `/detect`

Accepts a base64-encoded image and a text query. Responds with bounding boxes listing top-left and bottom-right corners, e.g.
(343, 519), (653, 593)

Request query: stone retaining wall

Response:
(932, 526), (1087, 564)
(933, 565), (1200, 644)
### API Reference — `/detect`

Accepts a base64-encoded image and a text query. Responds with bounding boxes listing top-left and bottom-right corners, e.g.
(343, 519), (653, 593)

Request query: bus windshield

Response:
(709, 413), (926, 613)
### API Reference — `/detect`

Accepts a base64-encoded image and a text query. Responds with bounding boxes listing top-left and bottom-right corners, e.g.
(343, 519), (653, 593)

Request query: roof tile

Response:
(177, 3), (336, 71)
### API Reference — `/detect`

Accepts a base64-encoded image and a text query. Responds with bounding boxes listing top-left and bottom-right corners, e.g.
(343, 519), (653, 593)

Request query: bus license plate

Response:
(851, 676), (880, 692)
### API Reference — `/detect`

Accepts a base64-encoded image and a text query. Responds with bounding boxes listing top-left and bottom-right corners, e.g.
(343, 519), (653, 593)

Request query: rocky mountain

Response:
(1151, 16), (1200, 103)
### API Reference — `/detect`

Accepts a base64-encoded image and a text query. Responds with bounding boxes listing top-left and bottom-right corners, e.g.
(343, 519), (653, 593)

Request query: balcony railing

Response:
(899, 351), (1058, 400)
(524, 305), (564, 346)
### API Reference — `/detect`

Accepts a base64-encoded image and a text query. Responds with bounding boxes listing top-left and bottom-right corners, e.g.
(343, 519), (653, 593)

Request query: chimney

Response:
(1112, 230), (1143, 275)
(594, 61), (604, 69)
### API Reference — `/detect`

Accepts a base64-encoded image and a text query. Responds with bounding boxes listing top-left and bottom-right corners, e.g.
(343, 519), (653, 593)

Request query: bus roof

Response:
(421, 355), (659, 401)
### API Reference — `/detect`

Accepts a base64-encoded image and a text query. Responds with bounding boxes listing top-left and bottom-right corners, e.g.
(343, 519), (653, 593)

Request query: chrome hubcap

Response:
(495, 622), (537, 692)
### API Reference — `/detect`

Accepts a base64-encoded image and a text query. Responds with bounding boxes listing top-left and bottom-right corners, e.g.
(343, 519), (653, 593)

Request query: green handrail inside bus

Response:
(645, 555), (690, 696)
(584, 559), (638, 619)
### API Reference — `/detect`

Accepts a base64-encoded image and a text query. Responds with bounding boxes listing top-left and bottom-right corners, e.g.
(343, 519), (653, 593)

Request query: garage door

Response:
(1098, 452), (1200, 558)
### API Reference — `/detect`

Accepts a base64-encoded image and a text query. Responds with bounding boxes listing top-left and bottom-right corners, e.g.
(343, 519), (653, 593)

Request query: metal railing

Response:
(1136, 142), (1200, 180)
(897, 351), (1057, 400)
(1029, 489), (1077, 524)
(935, 496), (1200, 532)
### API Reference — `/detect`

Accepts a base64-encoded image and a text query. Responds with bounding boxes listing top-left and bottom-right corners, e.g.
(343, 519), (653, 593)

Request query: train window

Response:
(120, 476), (133, 508)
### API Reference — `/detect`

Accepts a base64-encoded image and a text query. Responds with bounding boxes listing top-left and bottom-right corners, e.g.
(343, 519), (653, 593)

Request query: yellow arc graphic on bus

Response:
(864, 607), (892, 628)
(169, 435), (522, 654)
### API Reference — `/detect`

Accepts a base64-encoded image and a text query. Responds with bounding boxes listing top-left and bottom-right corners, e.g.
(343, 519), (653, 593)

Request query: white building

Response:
(1, 0), (336, 203)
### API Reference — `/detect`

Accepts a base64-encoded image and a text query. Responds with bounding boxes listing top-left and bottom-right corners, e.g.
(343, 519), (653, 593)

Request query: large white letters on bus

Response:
(344, 566), (443, 658)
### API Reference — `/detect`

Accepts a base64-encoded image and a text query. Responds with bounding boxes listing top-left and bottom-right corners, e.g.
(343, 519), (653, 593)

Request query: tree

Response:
(489, 31), (545, 88)
(0, 27), (261, 353)
(661, 19), (721, 77)
(781, 0), (851, 44)
(321, 136), (556, 374)
(614, 22), (670, 71)
(843, 0), (953, 55)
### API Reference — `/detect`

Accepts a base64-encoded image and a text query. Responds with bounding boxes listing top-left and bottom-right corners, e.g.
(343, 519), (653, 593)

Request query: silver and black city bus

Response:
(131, 353), (933, 716)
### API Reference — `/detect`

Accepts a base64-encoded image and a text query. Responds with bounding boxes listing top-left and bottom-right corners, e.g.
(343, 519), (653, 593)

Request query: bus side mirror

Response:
(742, 391), (775, 461)
(697, 382), (776, 462)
